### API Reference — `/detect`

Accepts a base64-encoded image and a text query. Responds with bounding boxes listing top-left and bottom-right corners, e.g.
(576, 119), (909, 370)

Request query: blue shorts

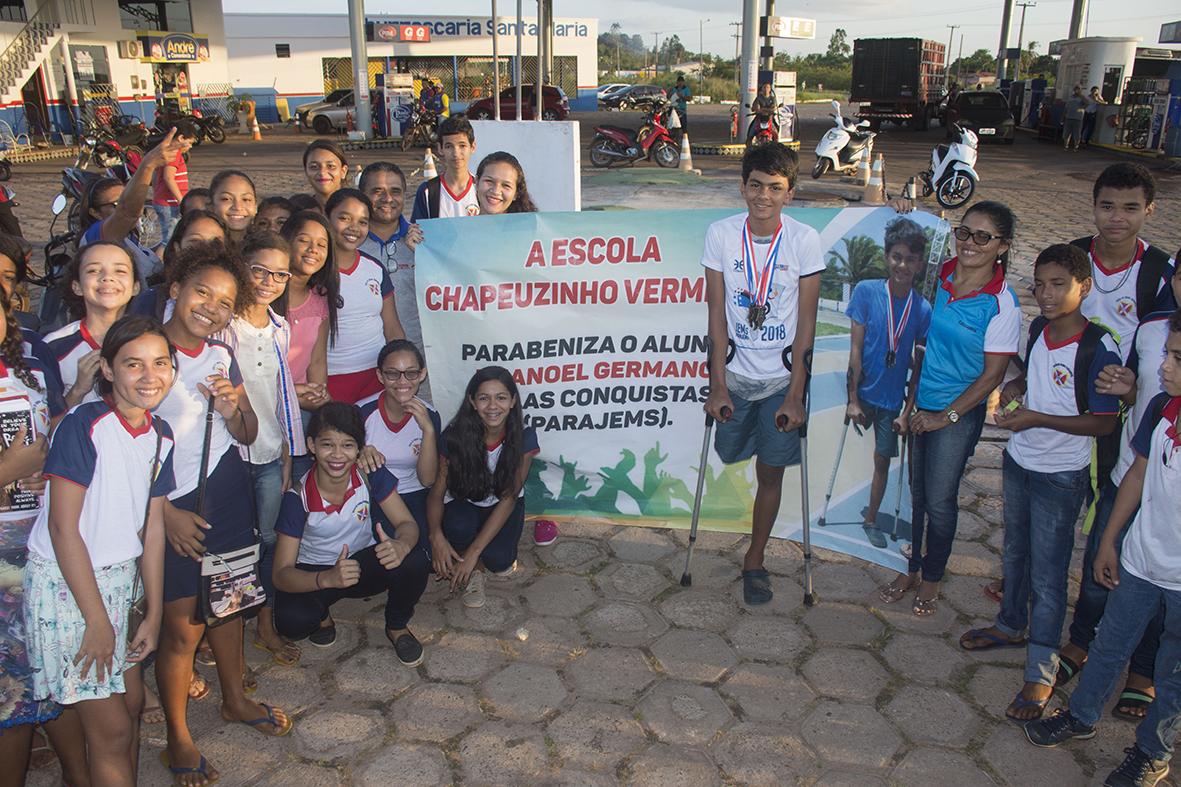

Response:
(862, 403), (901, 458)
(714, 391), (801, 468)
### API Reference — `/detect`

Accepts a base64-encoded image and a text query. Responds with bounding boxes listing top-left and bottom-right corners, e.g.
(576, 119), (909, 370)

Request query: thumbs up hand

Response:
(325, 544), (361, 588)
(374, 523), (409, 570)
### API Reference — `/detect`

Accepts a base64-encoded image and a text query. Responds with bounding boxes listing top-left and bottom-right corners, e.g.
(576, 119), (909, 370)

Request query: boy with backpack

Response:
(1025, 307), (1181, 787)
(958, 244), (1121, 723)
(701, 142), (823, 606)
(845, 216), (932, 548)
(410, 114), (478, 220)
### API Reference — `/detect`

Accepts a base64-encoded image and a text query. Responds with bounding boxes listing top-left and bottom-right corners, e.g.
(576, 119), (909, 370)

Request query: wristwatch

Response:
(946, 408), (960, 424)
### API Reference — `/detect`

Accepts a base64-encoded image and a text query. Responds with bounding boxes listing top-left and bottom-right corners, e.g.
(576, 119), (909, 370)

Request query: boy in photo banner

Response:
(701, 143), (823, 606)
(845, 217), (932, 548)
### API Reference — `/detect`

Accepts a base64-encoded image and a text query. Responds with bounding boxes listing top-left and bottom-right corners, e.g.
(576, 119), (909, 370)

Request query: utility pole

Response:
(996, 0), (1015, 81)
(956, 33), (964, 84)
(1068, 0), (1087, 39)
(1013, 1), (1035, 82)
(652, 32), (661, 76)
(730, 21), (742, 85)
(346, 0), (370, 139)
(760, 0), (775, 72)
(699, 18), (710, 84)
(945, 24), (959, 85)
(740, 0), (758, 115)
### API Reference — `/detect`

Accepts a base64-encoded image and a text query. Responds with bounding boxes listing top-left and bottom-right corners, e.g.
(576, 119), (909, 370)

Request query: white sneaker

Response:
(463, 571), (486, 608)
(492, 560), (519, 579)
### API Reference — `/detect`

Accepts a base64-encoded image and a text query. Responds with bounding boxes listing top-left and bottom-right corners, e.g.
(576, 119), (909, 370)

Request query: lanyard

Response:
(742, 220), (783, 307)
(884, 280), (914, 355)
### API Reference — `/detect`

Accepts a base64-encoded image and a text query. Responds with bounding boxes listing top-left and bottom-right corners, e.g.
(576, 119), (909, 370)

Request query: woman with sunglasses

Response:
(219, 231), (305, 668)
(879, 201), (1021, 616)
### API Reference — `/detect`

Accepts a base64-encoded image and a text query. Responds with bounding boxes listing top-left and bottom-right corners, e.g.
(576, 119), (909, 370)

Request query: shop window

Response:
(119, 0), (192, 33)
(0, 0), (27, 22)
(276, 44), (291, 58)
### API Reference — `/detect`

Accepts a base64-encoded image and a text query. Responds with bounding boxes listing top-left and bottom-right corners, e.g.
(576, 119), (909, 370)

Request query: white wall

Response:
(1057, 37), (1139, 102)
(469, 120), (581, 212)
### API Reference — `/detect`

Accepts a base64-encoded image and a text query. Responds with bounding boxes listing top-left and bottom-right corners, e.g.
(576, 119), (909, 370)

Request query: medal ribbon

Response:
(884, 280), (914, 356)
(742, 220), (783, 307)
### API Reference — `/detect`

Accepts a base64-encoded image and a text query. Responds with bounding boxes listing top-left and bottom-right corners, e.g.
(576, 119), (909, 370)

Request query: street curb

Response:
(340, 139), (404, 151)
(694, 141), (800, 156)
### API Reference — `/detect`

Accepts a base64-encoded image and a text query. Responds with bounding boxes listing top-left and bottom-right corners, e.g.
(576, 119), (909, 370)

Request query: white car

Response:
(597, 83), (629, 101)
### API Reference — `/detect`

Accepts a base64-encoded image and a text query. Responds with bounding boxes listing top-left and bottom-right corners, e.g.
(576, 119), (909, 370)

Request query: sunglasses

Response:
(249, 265), (292, 284)
(953, 226), (1006, 245)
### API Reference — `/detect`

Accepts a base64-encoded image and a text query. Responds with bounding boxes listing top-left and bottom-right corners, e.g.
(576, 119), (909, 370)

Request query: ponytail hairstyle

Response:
(278, 209), (340, 341)
(0, 285), (41, 392)
(444, 366), (524, 502)
(95, 314), (175, 397)
(476, 151), (538, 213)
(59, 240), (136, 321)
(961, 200), (1016, 274)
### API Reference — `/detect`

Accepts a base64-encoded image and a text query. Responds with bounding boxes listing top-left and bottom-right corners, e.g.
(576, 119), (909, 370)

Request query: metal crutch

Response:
(890, 432), (910, 541)
(779, 348), (816, 607)
(680, 338), (734, 587)
(817, 416), (864, 528)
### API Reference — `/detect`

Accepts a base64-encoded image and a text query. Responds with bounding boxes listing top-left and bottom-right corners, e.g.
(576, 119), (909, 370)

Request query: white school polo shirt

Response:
(1122, 394), (1181, 592)
(700, 212), (825, 381)
(45, 319), (101, 403)
(275, 466), (398, 566)
(27, 401), (175, 567)
(438, 175), (480, 218)
(1007, 326), (1121, 473)
(154, 339), (242, 498)
(328, 251), (394, 376)
(1079, 237), (1171, 361)
(1111, 312), (1171, 486)
(361, 397), (441, 496)
(440, 426), (540, 508)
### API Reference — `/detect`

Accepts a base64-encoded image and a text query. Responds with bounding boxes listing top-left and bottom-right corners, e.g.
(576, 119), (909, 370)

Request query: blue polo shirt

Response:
(847, 278), (932, 412)
(916, 260), (1021, 412)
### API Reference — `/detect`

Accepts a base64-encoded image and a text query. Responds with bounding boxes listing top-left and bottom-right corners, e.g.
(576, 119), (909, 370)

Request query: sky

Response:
(233, 0), (1179, 61)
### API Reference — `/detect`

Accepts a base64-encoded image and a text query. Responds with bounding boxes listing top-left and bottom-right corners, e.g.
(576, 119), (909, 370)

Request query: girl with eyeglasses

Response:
(878, 201), (1022, 618)
(218, 231), (304, 669)
(358, 340), (440, 553)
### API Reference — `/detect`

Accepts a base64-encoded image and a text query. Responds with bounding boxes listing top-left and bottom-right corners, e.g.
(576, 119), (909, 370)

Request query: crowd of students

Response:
(0, 111), (1177, 787)
(706, 146), (1178, 787)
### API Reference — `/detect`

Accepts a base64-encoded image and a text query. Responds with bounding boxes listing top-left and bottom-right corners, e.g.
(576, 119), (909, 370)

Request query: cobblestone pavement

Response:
(15, 111), (1180, 785)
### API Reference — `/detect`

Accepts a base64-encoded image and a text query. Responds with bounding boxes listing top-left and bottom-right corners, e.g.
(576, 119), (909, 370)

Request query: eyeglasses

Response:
(95, 201), (119, 210)
(379, 367), (422, 381)
(249, 265), (293, 284)
(953, 226), (1006, 245)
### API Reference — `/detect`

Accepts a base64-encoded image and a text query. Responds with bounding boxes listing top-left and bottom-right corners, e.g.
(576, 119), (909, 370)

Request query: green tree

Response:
(951, 48), (997, 76)
(827, 235), (886, 287)
(826, 28), (851, 62)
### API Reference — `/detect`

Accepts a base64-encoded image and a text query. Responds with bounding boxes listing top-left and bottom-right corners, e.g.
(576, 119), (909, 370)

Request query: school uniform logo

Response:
(732, 258), (745, 272)
(465, 205), (481, 217)
(1116, 297), (1136, 318)
(410, 438), (422, 457)
(351, 500), (369, 523)
(366, 279), (381, 297)
(212, 361), (230, 379)
(1051, 363), (1072, 388)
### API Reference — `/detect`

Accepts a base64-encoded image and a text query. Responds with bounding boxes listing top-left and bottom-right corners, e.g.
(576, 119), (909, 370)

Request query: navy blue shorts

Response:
(714, 390), (801, 468)
(862, 403), (901, 458)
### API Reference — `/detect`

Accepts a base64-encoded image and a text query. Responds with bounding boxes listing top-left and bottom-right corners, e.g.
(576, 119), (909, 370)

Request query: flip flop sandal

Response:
(189, 671), (211, 701)
(28, 724), (57, 770)
(982, 580), (1005, 604)
(741, 569), (773, 605)
(159, 751), (219, 786)
(1005, 690), (1050, 722)
(912, 594), (938, 617)
(220, 702), (293, 737)
(878, 578), (916, 604)
(1111, 688), (1154, 721)
(195, 647), (217, 667)
(1053, 654), (1084, 688)
(958, 628), (1027, 651)
(252, 637), (302, 667)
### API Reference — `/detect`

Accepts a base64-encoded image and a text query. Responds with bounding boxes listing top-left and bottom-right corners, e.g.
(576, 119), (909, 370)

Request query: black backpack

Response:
(425, 177), (441, 219)
(1069, 236), (1173, 322)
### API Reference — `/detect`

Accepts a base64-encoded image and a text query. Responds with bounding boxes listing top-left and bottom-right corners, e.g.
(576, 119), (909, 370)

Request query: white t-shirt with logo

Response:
(1080, 237), (1169, 361)
(700, 212), (825, 381)
(1111, 312), (1171, 486)
(329, 251), (394, 376)
(438, 175), (480, 218)
(275, 466), (398, 566)
(441, 426), (540, 507)
(155, 339), (243, 498)
(1007, 327), (1120, 473)
(45, 320), (102, 403)
(1122, 394), (1181, 592)
(361, 397), (441, 496)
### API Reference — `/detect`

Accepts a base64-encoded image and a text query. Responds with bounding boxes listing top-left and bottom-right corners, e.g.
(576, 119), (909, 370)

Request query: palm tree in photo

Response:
(827, 235), (886, 287)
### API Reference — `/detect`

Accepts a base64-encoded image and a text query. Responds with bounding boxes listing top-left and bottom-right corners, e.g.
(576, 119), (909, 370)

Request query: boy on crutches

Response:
(702, 142), (823, 606)
(845, 217), (932, 547)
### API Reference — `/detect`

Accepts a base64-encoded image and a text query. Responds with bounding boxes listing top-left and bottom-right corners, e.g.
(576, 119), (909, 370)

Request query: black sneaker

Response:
(1104, 746), (1170, 787)
(1024, 709), (1096, 747)
(390, 631), (424, 667)
(308, 623), (337, 648)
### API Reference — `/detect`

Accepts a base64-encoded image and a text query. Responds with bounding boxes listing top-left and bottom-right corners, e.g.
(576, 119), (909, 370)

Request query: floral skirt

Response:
(0, 516), (61, 729)
(22, 553), (135, 704)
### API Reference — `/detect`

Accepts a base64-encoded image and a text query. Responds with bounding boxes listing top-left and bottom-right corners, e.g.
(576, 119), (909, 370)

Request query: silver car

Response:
(300, 91), (356, 134)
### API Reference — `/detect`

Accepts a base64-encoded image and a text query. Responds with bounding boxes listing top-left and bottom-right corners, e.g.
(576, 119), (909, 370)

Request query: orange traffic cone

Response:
(863, 154), (885, 205)
(678, 132), (694, 172)
(855, 155), (871, 186)
(250, 115), (262, 141)
(422, 148), (438, 180)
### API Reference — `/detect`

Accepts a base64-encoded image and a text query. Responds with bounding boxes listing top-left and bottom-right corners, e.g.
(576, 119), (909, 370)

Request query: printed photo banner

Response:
(416, 207), (950, 571)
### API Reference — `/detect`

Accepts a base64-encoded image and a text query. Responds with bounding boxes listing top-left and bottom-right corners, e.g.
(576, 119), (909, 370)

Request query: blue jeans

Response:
(252, 458), (284, 606)
(1068, 570), (1181, 761)
(1068, 479), (1163, 680)
(994, 451), (1089, 686)
(908, 402), (986, 581)
(152, 203), (179, 246)
(442, 497), (525, 573)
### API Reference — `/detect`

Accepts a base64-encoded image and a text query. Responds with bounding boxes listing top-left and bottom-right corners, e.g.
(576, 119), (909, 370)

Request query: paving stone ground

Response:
(16, 110), (1180, 785)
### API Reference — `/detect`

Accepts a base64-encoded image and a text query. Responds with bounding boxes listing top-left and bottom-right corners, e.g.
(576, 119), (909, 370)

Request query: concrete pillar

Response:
(347, 0), (371, 139)
(740, 0), (759, 119)
(996, 0), (1014, 81)
(1068, 0), (1086, 39)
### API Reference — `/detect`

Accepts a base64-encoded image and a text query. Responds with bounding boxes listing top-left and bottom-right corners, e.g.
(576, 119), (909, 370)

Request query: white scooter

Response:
(919, 122), (979, 208)
(812, 100), (876, 179)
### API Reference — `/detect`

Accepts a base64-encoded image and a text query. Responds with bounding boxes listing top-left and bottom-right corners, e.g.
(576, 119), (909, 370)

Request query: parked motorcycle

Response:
(27, 194), (76, 332)
(919, 122), (979, 209)
(154, 107), (227, 144)
(589, 99), (680, 168)
(812, 100), (876, 179)
(400, 106), (438, 151)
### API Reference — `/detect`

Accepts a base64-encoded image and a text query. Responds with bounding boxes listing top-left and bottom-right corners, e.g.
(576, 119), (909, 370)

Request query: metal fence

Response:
(79, 82), (120, 129)
(192, 83), (236, 124)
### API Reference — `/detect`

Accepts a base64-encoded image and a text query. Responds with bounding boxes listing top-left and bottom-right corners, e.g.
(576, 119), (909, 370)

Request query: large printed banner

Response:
(417, 207), (949, 571)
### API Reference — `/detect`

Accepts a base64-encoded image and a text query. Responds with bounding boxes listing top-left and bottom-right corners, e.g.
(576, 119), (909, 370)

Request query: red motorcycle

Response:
(589, 99), (680, 168)
(746, 102), (784, 149)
